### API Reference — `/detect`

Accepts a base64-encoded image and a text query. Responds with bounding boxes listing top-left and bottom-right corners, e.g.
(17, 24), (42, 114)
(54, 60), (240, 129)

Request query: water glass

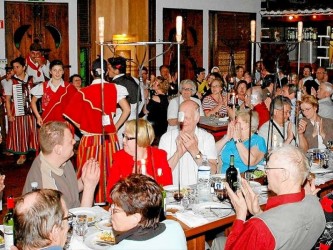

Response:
(74, 214), (88, 240)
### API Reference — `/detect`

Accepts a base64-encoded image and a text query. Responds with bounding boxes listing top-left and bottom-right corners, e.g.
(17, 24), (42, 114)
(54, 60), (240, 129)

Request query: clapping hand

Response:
(179, 132), (199, 156)
(81, 158), (100, 189)
(298, 119), (307, 134)
(225, 182), (248, 220)
(239, 179), (262, 216)
(0, 174), (5, 192)
(226, 120), (235, 140)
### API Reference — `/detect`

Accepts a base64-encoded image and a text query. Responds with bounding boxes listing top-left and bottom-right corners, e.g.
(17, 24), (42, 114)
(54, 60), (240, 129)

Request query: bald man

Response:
(213, 145), (325, 250)
(14, 189), (70, 250)
(159, 100), (217, 186)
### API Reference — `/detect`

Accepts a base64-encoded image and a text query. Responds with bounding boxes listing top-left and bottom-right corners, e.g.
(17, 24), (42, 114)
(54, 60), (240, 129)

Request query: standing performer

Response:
(26, 39), (50, 84)
(4, 57), (38, 164)
(30, 60), (77, 126)
(63, 58), (130, 204)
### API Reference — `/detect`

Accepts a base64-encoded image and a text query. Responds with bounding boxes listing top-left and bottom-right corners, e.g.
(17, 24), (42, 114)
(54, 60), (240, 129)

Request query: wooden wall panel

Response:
(5, 2), (69, 79)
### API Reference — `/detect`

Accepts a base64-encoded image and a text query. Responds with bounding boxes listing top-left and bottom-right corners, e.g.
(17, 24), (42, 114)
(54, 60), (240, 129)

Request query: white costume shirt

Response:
(159, 127), (216, 186)
(26, 58), (50, 84)
(167, 95), (204, 131)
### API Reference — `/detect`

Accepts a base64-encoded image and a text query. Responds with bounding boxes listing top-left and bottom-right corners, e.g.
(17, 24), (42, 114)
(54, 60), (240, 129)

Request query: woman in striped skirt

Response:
(4, 56), (38, 164)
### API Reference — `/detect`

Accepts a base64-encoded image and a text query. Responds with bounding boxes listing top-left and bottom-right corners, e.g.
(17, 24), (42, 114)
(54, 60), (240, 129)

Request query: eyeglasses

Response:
(301, 107), (313, 113)
(264, 167), (286, 173)
(276, 109), (291, 115)
(110, 204), (125, 215)
(182, 87), (194, 92)
(122, 133), (136, 141)
(62, 212), (76, 224)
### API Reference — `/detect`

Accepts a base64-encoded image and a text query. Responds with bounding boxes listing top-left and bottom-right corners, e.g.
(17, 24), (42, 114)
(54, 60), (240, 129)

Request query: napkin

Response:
(175, 211), (209, 227)
(68, 236), (92, 250)
(315, 173), (333, 185)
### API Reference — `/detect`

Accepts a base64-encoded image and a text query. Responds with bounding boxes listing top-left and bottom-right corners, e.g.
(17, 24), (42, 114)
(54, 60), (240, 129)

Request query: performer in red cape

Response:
(30, 59), (77, 127)
(63, 58), (130, 204)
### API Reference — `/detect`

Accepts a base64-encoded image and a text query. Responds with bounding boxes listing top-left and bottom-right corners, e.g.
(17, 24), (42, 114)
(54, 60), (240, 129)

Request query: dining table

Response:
(197, 116), (228, 141)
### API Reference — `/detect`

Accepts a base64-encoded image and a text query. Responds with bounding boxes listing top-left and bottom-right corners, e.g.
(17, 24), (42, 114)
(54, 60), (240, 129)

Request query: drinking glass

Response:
(74, 214), (88, 241)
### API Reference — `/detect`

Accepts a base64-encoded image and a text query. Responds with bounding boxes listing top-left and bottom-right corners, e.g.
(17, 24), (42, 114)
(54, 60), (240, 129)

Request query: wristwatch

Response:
(234, 138), (243, 144)
(195, 151), (202, 159)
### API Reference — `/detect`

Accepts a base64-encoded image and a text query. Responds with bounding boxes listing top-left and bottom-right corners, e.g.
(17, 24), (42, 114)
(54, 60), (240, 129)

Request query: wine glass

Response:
(173, 191), (184, 204)
(74, 214), (88, 241)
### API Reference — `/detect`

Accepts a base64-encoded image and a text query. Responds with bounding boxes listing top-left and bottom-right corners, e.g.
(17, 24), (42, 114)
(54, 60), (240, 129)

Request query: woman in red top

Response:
(107, 119), (172, 201)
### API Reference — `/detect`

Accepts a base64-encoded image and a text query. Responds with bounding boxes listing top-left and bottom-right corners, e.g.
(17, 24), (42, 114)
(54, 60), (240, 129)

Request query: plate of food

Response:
(84, 231), (115, 249)
(69, 207), (98, 224)
(166, 204), (184, 215)
(95, 219), (112, 231)
(192, 202), (233, 218)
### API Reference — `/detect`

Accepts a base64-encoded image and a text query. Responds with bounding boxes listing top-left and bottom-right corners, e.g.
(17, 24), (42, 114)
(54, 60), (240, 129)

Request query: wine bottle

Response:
(226, 155), (238, 192)
(4, 196), (14, 250)
(159, 187), (166, 222)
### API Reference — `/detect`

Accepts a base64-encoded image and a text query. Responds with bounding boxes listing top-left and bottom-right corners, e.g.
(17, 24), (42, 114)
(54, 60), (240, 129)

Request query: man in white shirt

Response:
(159, 100), (217, 186)
(317, 82), (333, 120)
(167, 79), (204, 131)
(26, 40), (50, 84)
(258, 96), (296, 148)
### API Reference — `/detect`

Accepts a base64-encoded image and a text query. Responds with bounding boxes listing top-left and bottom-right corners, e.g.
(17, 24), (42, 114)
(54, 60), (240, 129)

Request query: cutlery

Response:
(95, 240), (114, 246)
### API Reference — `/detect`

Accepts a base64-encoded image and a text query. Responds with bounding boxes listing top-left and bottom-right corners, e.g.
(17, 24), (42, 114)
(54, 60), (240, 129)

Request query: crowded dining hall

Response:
(1, 0), (333, 249)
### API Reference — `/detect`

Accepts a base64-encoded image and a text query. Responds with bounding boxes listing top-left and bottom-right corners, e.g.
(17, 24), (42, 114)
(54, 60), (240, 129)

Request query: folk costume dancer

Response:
(4, 57), (38, 164)
(30, 60), (77, 134)
(63, 58), (130, 204)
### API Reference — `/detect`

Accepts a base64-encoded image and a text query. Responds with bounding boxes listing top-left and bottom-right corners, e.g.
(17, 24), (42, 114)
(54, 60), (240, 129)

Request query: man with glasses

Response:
(167, 79), (204, 131)
(315, 67), (328, 86)
(22, 121), (100, 209)
(14, 189), (70, 250)
(212, 145), (325, 250)
(258, 96), (296, 148)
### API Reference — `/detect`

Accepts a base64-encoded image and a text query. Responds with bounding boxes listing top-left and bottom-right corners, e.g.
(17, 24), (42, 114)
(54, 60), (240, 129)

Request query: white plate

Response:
(219, 117), (229, 122)
(84, 231), (115, 250)
(164, 185), (189, 192)
(211, 174), (226, 179)
(95, 219), (112, 231)
(192, 202), (232, 218)
(310, 166), (333, 174)
(69, 207), (98, 224)
(166, 204), (184, 215)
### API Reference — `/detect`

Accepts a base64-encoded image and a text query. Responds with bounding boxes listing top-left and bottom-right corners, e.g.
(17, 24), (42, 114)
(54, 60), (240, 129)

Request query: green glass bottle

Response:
(4, 196), (14, 250)
(226, 155), (238, 192)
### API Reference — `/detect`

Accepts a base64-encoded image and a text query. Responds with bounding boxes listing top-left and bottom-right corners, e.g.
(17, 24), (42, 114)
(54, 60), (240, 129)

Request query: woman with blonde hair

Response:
(216, 110), (267, 173)
(147, 76), (169, 143)
(107, 119), (172, 200)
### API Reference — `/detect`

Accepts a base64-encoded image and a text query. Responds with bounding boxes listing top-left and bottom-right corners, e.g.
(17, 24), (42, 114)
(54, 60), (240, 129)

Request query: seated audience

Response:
(213, 145), (326, 250)
(14, 189), (69, 250)
(317, 82), (333, 120)
(298, 95), (333, 151)
(202, 78), (227, 117)
(22, 121), (100, 209)
(281, 83), (297, 123)
(315, 67), (328, 85)
(160, 100), (217, 186)
(110, 174), (187, 250)
(167, 79), (204, 131)
(107, 119), (172, 199)
(194, 67), (208, 99)
(258, 96), (296, 148)
(303, 79), (318, 96)
(235, 80), (247, 106)
(243, 86), (270, 128)
(146, 76), (169, 142)
(216, 110), (266, 173)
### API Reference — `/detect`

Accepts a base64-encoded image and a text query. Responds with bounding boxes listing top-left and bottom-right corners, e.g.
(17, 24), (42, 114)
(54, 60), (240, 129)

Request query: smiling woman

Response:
(298, 95), (333, 151)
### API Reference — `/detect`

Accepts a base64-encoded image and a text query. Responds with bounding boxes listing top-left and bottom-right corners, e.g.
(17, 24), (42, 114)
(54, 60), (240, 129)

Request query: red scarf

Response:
(26, 56), (41, 77)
